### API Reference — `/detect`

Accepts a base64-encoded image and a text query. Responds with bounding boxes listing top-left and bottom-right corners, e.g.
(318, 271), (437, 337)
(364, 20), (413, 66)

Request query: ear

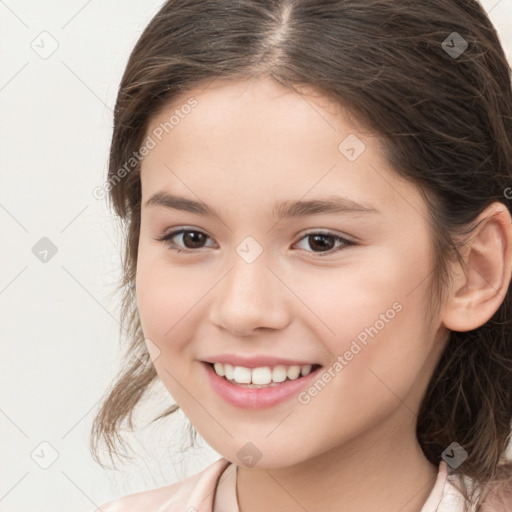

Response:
(441, 202), (512, 332)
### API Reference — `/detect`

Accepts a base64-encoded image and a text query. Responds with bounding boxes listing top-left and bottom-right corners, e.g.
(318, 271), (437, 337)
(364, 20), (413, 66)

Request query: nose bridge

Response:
(225, 244), (275, 310)
(208, 239), (289, 334)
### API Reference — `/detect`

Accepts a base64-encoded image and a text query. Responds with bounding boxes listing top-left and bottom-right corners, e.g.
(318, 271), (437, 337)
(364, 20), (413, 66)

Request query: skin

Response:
(135, 76), (512, 512)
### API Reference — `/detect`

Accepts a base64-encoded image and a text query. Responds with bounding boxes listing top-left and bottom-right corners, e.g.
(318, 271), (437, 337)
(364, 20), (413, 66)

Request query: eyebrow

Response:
(144, 191), (381, 219)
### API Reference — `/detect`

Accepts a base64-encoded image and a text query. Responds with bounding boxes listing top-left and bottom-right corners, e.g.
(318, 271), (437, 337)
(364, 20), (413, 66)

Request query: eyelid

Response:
(155, 227), (217, 253)
(294, 230), (356, 257)
(155, 227), (356, 256)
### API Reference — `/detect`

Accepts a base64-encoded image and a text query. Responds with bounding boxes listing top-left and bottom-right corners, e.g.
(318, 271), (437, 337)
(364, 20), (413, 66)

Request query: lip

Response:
(202, 353), (320, 368)
(201, 361), (322, 409)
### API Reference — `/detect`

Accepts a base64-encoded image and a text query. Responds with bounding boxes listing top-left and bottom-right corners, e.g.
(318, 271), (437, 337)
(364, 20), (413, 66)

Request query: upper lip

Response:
(202, 354), (321, 368)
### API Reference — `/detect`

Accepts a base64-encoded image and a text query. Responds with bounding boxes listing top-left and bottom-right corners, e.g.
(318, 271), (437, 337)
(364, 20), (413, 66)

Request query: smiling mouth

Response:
(206, 361), (323, 388)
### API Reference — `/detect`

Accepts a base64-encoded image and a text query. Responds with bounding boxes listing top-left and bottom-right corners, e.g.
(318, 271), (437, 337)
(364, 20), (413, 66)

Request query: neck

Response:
(236, 416), (438, 512)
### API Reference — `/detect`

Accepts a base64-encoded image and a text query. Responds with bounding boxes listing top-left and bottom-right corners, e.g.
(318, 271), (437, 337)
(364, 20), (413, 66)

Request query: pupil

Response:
(182, 233), (334, 251)
(310, 234), (333, 251)
(184, 232), (204, 248)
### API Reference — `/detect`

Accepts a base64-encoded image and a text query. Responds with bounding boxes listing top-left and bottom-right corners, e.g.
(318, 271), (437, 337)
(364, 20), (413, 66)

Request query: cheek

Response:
(293, 301), (433, 448)
(135, 252), (207, 404)
(297, 258), (402, 352)
(304, 250), (435, 402)
(135, 248), (206, 352)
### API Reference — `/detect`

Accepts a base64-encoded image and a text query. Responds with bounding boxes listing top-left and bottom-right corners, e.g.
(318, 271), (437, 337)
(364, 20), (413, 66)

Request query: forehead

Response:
(140, 77), (427, 223)
(147, 76), (358, 138)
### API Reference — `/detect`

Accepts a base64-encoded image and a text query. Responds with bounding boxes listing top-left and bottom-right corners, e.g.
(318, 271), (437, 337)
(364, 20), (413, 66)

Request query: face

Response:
(136, 76), (447, 469)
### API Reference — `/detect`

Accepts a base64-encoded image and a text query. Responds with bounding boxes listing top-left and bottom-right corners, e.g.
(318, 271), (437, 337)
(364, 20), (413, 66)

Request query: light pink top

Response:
(95, 458), (471, 512)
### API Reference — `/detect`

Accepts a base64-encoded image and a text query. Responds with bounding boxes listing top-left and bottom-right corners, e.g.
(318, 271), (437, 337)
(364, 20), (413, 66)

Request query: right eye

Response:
(156, 228), (216, 253)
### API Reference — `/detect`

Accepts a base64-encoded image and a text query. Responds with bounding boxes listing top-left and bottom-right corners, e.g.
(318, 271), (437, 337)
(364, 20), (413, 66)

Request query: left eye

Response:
(294, 232), (354, 255)
(156, 229), (355, 256)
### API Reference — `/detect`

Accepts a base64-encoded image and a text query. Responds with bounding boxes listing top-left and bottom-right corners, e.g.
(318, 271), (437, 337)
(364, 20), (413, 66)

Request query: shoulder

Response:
(443, 467), (512, 512)
(479, 482), (512, 512)
(94, 457), (231, 512)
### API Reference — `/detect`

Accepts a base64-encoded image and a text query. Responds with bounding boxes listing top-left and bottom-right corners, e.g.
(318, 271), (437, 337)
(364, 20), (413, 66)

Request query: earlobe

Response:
(441, 202), (512, 333)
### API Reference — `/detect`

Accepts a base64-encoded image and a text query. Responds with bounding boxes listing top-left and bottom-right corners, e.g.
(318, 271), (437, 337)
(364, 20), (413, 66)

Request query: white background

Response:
(1, 1), (511, 511)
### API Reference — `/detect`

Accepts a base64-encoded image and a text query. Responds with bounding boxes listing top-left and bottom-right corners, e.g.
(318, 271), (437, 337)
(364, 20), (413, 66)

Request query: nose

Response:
(207, 251), (291, 336)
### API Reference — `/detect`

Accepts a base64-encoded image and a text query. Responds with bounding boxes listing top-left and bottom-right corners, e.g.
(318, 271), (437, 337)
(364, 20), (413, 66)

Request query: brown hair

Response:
(90, 0), (512, 509)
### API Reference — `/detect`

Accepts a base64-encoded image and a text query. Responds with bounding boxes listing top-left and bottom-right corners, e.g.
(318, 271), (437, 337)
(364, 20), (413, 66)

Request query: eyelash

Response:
(155, 228), (356, 257)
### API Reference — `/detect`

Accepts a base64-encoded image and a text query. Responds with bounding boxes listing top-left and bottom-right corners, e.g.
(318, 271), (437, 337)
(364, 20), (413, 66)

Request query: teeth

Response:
(211, 362), (316, 385)
(272, 365), (287, 383)
(286, 365), (301, 380)
(233, 366), (251, 384)
(224, 363), (234, 380)
(301, 364), (312, 376)
(252, 366), (272, 385)
(213, 362), (224, 377)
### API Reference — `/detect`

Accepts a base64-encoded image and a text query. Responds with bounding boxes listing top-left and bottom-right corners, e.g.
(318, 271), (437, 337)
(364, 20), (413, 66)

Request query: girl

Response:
(90, 1), (512, 511)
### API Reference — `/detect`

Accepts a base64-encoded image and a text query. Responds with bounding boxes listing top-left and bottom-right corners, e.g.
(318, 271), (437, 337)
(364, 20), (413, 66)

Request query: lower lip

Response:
(202, 362), (322, 409)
